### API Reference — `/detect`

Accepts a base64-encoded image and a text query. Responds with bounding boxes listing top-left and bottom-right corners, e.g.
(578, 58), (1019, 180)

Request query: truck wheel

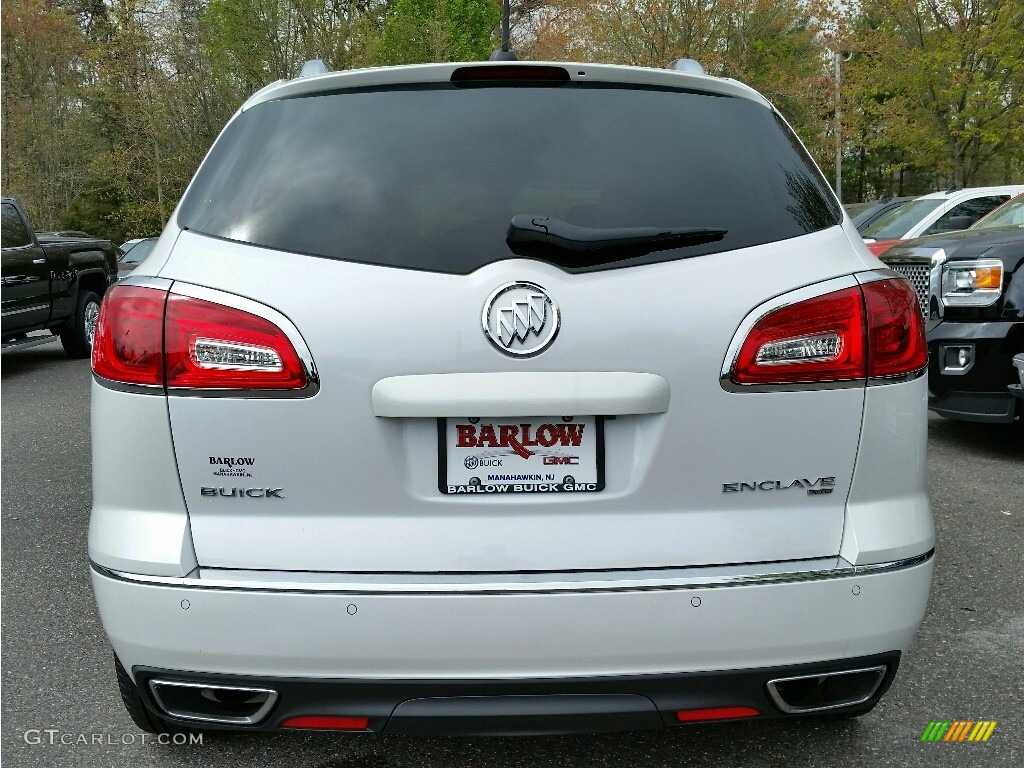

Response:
(60, 290), (101, 358)
(115, 655), (192, 735)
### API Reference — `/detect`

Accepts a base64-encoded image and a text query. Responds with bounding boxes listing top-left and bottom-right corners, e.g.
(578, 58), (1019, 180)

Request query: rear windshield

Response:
(861, 198), (944, 240)
(178, 84), (840, 274)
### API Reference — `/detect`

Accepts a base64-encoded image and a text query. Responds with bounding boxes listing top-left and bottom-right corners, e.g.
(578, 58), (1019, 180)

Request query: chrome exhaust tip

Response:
(766, 666), (887, 714)
(149, 680), (278, 725)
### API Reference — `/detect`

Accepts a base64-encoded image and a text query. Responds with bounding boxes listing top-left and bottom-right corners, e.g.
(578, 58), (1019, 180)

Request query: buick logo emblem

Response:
(482, 282), (560, 358)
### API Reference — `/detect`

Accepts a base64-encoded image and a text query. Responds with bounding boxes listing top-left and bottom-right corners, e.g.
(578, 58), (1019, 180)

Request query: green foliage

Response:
(370, 0), (500, 64)
(841, 0), (1024, 193)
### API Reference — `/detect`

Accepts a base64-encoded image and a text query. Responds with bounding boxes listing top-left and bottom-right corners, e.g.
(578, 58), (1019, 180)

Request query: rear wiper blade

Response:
(506, 215), (727, 264)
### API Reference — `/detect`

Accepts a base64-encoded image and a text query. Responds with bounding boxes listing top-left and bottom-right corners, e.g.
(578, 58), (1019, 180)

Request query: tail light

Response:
(164, 294), (307, 389)
(862, 279), (928, 377)
(731, 278), (926, 386)
(732, 287), (865, 384)
(450, 65), (570, 85)
(92, 286), (168, 386)
(92, 285), (308, 391)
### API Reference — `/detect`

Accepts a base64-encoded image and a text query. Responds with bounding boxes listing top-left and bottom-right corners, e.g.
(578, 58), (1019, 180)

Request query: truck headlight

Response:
(940, 259), (1003, 307)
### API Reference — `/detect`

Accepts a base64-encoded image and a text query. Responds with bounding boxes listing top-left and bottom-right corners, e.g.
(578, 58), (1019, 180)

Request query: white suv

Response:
(89, 61), (934, 736)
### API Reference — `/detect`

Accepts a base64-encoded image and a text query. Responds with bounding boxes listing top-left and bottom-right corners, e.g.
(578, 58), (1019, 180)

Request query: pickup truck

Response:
(882, 218), (1024, 425)
(2, 197), (118, 357)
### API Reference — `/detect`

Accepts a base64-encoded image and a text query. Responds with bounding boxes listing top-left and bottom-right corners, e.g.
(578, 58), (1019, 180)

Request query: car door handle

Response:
(32, 258), (46, 264)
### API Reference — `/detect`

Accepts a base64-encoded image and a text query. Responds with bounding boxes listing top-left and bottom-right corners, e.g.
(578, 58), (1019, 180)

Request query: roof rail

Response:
(299, 59), (329, 78)
(667, 59), (705, 75)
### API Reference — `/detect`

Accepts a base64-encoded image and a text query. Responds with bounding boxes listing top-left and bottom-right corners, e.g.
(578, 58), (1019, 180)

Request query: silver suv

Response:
(90, 61), (934, 736)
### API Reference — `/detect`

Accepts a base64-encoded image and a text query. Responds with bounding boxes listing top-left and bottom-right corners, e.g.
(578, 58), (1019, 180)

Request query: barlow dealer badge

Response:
(482, 282), (560, 358)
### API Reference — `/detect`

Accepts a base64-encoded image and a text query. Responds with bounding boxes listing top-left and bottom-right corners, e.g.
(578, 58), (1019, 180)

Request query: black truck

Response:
(2, 197), (118, 357)
(883, 217), (1024, 425)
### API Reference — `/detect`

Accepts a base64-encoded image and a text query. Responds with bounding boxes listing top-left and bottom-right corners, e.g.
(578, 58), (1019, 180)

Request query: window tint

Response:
(975, 195), (1024, 228)
(861, 198), (944, 240)
(927, 196), (1009, 234)
(1, 203), (32, 248)
(179, 85), (840, 274)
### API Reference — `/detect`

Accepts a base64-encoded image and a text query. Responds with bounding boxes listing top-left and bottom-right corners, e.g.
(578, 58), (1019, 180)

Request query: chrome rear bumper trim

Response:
(91, 550), (933, 596)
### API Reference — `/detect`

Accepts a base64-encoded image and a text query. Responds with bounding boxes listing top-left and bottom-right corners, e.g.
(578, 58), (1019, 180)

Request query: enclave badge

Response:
(482, 282), (559, 358)
(722, 477), (836, 496)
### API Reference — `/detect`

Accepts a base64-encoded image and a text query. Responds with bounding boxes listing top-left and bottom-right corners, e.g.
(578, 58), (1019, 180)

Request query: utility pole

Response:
(501, 0), (510, 53)
(490, 0), (517, 60)
(834, 49), (842, 204)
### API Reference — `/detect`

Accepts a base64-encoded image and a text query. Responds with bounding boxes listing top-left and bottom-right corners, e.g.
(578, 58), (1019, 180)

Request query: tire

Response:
(60, 290), (101, 358)
(115, 655), (192, 735)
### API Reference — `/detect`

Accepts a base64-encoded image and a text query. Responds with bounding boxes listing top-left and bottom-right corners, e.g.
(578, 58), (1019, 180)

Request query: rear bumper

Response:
(92, 552), (933, 733)
(132, 652), (902, 735)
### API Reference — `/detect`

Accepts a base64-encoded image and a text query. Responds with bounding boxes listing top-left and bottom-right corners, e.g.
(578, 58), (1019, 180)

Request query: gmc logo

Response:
(542, 456), (579, 465)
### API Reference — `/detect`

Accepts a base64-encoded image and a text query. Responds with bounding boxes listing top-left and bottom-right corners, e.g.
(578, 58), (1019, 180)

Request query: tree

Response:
(1, 0), (95, 229)
(365, 0), (500, 65)
(845, 0), (1024, 188)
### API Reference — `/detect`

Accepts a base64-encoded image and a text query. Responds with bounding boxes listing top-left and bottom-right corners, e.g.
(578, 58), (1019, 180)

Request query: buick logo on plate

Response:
(482, 282), (560, 358)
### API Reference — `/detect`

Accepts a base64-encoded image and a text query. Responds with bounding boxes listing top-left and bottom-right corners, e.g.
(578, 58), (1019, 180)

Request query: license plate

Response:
(439, 416), (605, 494)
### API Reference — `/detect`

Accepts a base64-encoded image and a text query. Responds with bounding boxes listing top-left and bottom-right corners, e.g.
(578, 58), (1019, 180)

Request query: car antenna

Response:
(489, 0), (518, 60)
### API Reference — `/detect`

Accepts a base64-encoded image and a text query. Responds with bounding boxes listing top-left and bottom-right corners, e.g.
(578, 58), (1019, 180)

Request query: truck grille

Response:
(887, 263), (930, 319)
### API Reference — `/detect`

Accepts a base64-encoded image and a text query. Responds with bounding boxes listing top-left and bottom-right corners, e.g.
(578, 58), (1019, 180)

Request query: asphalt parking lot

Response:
(2, 343), (1022, 767)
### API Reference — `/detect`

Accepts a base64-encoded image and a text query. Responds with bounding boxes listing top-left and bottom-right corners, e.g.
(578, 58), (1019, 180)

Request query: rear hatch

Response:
(162, 68), (866, 573)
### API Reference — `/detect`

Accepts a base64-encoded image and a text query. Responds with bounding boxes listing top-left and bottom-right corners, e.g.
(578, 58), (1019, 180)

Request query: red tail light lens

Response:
(164, 295), (307, 390)
(732, 287), (866, 384)
(866, 240), (899, 257)
(451, 65), (570, 84)
(676, 706), (761, 722)
(863, 279), (928, 378)
(92, 286), (168, 386)
(280, 716), (370, 730)
(731, 278), (926, 386)
(92, 286), (308, 391)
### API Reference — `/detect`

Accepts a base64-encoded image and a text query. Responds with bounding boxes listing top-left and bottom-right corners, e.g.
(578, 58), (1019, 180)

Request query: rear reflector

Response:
(731, 278), (926, 386)
(280, 716), (370, 730)
(92, 284), (308, 391)
(676, 706), (761, 722)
